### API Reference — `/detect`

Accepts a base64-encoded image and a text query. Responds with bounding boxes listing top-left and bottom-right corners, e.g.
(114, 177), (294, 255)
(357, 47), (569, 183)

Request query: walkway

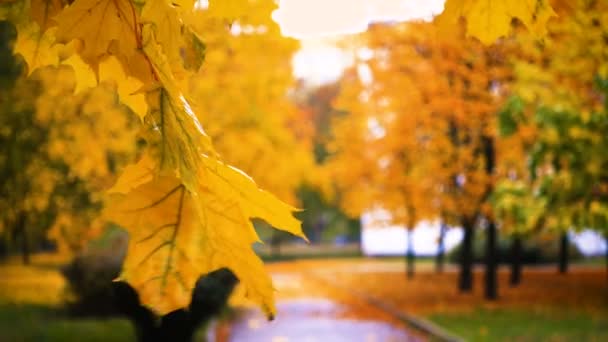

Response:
(227, 265), (423, 342)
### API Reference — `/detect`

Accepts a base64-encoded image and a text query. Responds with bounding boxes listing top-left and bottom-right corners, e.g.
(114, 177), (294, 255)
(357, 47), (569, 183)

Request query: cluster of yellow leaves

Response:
(33, 65), (139, 188)
(32, 64), (139, 254)
(437, 0), (556, 44)
(2, 0), (308, 318)
(0, 41), (137, 251)
(513, 0), (608, 114)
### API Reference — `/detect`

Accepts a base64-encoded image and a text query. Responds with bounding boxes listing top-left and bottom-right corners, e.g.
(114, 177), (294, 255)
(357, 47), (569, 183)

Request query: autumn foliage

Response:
(5, 0), (604, 324)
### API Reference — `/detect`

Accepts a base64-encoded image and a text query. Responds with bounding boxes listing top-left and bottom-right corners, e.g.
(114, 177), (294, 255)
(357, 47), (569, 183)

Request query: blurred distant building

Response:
(360, 209), (462, 257)
(360, 209), (607, 257)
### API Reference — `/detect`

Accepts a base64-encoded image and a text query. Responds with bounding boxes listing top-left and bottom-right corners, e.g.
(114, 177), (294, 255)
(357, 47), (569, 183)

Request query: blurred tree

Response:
(0, 21), (140, 262)
(291, 81), (362, 246)
(186, 1), (314, 208)
(0, 20), (42, 262)
(497, 0), (608, 275)
(329, 22), (510, 293)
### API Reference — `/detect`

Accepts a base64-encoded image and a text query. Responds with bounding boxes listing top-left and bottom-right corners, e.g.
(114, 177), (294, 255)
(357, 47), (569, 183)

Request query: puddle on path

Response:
(229, 298), (421, 342)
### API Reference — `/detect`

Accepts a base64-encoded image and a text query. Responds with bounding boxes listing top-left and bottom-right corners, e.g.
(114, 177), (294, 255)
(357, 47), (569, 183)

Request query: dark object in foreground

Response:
(112, 268), (239, 342)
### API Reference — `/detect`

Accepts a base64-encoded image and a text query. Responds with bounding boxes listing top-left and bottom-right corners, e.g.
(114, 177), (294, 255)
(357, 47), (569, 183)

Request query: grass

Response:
(430, 308), (608, 342)
(0, 254), (136, 341)
(0, 302), (134, 342)
(0, 253), (222, 341)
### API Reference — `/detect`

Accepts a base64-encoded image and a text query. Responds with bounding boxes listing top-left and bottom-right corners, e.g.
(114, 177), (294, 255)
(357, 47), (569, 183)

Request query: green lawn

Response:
(429, 308), (608, 342)
(0, 302), (135, 341)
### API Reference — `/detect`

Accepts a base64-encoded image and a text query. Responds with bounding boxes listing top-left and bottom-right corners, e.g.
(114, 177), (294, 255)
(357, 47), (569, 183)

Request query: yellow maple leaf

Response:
(54, 0), (151, 82)
(60, 52), (96, 92)
(106, 152), (304, 317)
(15, 23), (59, 73)
(198, 154), (305, 241)
(437, 0), (556, 44)
(108, 152), (156, 194)
(141, 0), (184, 76)
(99, 56), (148, 121)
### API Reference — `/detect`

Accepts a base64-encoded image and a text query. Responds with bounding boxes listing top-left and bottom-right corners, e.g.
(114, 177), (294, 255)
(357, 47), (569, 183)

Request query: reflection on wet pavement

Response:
(229, 298), (420, 341)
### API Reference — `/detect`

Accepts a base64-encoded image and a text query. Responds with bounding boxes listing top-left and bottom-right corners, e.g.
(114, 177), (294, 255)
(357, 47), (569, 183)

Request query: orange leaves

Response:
(328, 22), (510, 227)
(324, 267), (608, 316)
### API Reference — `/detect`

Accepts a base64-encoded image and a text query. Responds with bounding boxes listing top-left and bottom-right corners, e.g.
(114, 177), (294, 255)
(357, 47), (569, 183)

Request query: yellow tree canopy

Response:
(185, 2), (314, 206)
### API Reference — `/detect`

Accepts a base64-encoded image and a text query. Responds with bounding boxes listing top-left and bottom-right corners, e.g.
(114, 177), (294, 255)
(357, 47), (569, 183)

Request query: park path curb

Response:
(309, 272), (464, 342)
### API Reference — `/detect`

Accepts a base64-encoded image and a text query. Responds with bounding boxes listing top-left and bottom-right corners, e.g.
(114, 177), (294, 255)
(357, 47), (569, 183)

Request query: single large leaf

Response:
(107, 152), (304, 317)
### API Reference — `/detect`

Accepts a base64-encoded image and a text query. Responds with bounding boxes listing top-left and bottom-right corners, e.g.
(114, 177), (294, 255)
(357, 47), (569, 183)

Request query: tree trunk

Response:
(436, 222), (447, 273)
(510, 234), (522, 286)
(406, 229), (415, 279)
(558, 232), (569, 274)
(604, 234), (608, 284)
(459, 220), (474, 292)
(17, 213), (30, 265)
(484, 220), (498, 300)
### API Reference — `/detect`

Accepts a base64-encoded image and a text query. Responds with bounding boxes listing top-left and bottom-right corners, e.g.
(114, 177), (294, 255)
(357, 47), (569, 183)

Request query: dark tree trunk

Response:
(604, 234), (608, 284)
(484, 220), (498, 300)
(16, 213), (30, 265)
(21, 232), (30, 265)
(558, 232), (569, 274)
(480, 134), (496, 297)
(459, 220), (474, 292)
(406, 229), (415, 279)
(510, 234), (523, 286)
(436, 222), (447, 273)
(0, 223), (8, 260)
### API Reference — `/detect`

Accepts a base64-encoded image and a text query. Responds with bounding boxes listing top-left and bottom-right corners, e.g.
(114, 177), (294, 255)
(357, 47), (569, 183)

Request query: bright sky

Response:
(272, 0), (446, 84)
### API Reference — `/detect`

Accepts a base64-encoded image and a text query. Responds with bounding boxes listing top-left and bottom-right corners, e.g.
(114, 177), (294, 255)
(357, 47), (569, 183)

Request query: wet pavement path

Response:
(227, 267), (424, 341)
